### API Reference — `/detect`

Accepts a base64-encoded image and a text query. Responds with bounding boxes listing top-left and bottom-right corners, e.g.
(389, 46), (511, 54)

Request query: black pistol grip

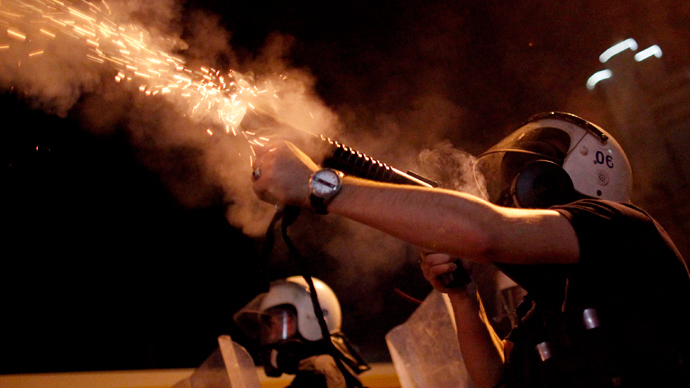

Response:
(437, 260), (472, 288)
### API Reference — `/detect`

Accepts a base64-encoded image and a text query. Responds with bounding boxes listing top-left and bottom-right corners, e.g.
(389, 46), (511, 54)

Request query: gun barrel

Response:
(319, 136), (436, 188)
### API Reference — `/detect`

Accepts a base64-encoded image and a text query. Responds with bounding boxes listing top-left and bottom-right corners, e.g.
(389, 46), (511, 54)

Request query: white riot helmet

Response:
(234, 277), (369, 378)
(475, 112), (633, 208)
(235, 276), (342, 342)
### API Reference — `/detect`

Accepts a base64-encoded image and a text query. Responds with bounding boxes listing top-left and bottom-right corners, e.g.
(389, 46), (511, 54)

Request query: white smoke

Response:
(0, 0), (341, 236)
(1, 0), (484, 284)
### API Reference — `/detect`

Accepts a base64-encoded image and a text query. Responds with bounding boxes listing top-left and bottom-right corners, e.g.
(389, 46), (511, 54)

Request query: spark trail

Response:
(0, 0), (302, 160)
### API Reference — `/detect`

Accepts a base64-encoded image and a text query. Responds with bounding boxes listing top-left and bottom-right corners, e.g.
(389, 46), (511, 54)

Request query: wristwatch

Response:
(309, 168), (344, 214)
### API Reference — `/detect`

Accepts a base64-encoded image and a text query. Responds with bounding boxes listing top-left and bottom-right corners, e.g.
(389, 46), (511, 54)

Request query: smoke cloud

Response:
(1, 0), (484, 245)
(0, 0), (345, 237)
(0, 0), (498, 318)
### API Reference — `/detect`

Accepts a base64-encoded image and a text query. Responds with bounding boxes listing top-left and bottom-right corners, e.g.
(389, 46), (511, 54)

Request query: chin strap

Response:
(264, 205), (366, 388)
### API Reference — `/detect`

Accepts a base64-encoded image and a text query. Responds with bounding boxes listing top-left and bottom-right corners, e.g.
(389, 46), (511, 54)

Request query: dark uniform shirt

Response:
(499, 199), (690, 387)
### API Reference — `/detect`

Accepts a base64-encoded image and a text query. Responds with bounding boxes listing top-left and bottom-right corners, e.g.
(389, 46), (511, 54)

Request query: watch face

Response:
(311, 170), (341, 197)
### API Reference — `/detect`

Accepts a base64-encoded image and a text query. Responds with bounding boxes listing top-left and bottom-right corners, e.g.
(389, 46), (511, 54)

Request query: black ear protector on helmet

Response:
(510, 159), (576, 208)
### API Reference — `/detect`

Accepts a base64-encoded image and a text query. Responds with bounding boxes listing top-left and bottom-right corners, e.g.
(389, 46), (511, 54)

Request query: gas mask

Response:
(257, 304), (327, 376)
(234, 277), (368, 378)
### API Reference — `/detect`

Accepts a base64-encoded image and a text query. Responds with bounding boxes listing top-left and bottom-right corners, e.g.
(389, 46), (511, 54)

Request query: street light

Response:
(634, 45), (662, 62)
(586, 69), (613, 90)
(599, 38), (638, 63)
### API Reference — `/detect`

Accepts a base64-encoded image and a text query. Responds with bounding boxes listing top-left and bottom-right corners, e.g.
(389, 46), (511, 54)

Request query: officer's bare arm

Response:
(252, 141), (580, 266)
(327, 178), (579, 265)
(422, 253), (505, 388)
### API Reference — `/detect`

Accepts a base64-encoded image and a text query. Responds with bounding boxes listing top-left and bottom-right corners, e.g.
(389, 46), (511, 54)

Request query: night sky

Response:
(2, 0), (690, 375)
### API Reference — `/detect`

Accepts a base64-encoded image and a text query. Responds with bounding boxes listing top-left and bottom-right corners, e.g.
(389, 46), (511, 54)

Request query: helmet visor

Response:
(259, 305), (298, 345)
(474, 127), (572, 205)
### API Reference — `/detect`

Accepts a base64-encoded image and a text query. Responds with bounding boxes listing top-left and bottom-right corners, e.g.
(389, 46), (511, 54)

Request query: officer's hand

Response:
(251, 141), (320, 207)
(420, 252), (476, 296)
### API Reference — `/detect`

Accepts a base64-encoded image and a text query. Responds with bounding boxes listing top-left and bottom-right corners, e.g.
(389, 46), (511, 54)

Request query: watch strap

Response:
(310, 194), (331, 215)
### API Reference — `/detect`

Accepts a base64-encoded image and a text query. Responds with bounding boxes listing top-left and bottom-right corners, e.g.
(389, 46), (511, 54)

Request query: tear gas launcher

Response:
(242, 111), (471, 288)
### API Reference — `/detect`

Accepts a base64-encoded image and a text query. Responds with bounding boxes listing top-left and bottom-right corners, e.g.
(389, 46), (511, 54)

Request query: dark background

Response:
(2, 0), (690, 375)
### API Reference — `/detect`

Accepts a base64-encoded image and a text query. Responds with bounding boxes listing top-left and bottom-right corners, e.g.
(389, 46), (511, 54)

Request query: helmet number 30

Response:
(595, 151), (614, 169)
